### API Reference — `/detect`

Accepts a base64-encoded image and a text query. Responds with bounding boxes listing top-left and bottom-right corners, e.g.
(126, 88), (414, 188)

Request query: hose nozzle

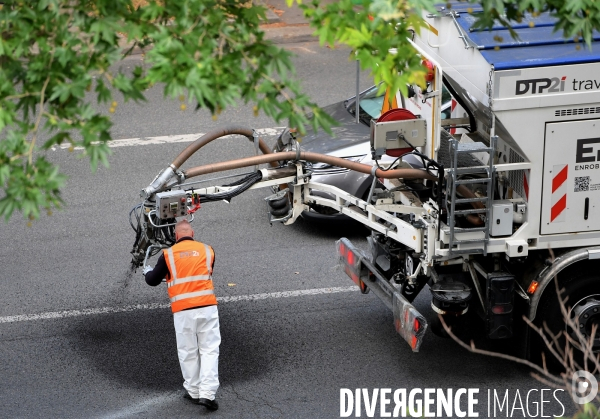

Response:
(140, 165), (177, 199)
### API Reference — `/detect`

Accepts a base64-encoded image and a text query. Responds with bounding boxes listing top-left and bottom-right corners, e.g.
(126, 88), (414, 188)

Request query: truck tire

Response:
(531, 266), (600, 370)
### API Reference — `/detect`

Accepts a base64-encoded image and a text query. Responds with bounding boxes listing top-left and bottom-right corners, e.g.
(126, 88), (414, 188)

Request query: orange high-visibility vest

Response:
(163, 240), (217, 313)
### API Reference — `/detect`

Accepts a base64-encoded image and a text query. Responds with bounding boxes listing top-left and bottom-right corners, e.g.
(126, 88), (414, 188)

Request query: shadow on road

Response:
(66, 308), (273, 392)
(288, 216), (370, 241)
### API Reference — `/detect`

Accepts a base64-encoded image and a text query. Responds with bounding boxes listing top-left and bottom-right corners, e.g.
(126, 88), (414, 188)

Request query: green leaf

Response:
(0, 165), (9, 185)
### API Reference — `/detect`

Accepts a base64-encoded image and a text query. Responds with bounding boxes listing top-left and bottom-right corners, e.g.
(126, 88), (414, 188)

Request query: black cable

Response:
(200, 171), (263, 203)
(375, 150), (435, 178)
(397, 137), (439, 176)
(129, 203), (143, 249)
(376, 137), (445, 217)
(162, 224), (175, 245)
(375, 155), (403, 171)
(223, 172), (258, 187)
(129, 203), (141, 231)
(374, 135), (421, 172)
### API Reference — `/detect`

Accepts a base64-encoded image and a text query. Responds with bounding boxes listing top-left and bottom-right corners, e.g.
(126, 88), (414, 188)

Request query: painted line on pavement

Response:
(97, 394), (177, 419)
(0, 286), (357, 324)
(52, 127), (285, 150)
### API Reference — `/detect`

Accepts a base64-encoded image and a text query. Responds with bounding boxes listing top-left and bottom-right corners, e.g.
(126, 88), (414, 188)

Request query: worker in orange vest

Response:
(144, 219), (220, 411)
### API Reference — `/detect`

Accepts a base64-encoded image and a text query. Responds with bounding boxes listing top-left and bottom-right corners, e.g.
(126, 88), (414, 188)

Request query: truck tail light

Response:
(343, 266), (360, 286)
(393, 292), (427, 352)
(336, 238), (369, 294)
(491, 305), (509, 314)
(347, 250), (355, 266)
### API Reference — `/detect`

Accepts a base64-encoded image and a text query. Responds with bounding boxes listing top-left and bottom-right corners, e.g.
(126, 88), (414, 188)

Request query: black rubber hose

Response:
(223, 173), (259, 187)
(200, 171), (263, 203)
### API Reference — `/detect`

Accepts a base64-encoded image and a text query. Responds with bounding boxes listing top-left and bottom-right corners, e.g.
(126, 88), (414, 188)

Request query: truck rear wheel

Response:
(532, 267), (600, 369)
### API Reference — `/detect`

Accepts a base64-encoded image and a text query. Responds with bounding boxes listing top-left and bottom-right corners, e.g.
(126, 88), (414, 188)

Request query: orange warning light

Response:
(422, 60), (435, 83)
(527, 280), (539, 294)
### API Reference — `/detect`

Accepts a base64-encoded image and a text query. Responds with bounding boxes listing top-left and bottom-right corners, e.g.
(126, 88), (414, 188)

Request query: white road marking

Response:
(52, 127), (285, 150)
(97, 394), (176, 419)
(0, 286), (357, 324)
(288, 45), (317, 54)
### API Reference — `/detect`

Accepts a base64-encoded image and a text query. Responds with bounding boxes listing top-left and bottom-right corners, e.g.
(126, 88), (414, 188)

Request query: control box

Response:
(156, 190), (188, 219)
(491, 200), (513, 237)
(370, 118), (427, 155)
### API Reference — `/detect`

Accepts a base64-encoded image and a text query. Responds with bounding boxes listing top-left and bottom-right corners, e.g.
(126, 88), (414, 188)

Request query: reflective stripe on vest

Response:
(164, 241), (217, 313)
(170, 289), (215, 303)
(166, 274), (212, 288)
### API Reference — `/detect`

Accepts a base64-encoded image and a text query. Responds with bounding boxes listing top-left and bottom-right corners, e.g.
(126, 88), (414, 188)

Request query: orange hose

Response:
(183, 151), (438, 181)
(171, 126), (275, 169)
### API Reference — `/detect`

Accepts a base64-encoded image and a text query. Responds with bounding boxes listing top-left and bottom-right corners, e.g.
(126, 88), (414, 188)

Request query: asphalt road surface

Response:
(0, 42), (575, 418)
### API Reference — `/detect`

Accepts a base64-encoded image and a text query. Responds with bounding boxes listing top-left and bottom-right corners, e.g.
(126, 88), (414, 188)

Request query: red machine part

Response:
(422, 59), (435, 83)
(187, 193), (202, 214)
(377, 108), (418, 157)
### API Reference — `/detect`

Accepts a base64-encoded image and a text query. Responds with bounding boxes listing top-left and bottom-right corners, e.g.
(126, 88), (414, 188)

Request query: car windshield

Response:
(346, 85), (384, 125)
(347, 85), (452, 125)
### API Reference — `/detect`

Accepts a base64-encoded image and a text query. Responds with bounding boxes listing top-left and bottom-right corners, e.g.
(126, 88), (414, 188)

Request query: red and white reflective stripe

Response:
(550, 164), (568, 222)
(523, 170), (530, 201)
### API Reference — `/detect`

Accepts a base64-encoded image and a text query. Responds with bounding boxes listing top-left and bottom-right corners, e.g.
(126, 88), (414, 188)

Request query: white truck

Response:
(130, 3), (600, 360)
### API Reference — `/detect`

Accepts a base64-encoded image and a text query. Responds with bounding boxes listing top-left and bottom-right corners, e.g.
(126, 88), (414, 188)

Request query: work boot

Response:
(183, 392), (200, 405)
(198, 398), (219, 411)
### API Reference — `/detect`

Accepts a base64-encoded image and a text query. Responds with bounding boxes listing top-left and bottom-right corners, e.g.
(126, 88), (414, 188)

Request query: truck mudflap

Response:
(336, 238), (428, 352)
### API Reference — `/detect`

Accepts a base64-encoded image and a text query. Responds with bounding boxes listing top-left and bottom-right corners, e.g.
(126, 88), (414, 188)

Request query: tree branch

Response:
(27, 76), (51, 166)
(439, 316), (564, 385)
(4, 92), (41, 101)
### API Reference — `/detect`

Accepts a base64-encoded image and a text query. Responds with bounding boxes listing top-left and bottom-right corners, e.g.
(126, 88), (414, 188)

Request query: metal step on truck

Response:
(130, 2), (600, 360)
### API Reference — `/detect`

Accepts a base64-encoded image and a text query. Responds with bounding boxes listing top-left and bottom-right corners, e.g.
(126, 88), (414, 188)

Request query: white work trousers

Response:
(173, 305), (221, 400)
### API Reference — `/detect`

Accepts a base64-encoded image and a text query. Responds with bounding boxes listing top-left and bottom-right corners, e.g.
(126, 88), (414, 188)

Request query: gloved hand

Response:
(143, 265), (153, 275)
